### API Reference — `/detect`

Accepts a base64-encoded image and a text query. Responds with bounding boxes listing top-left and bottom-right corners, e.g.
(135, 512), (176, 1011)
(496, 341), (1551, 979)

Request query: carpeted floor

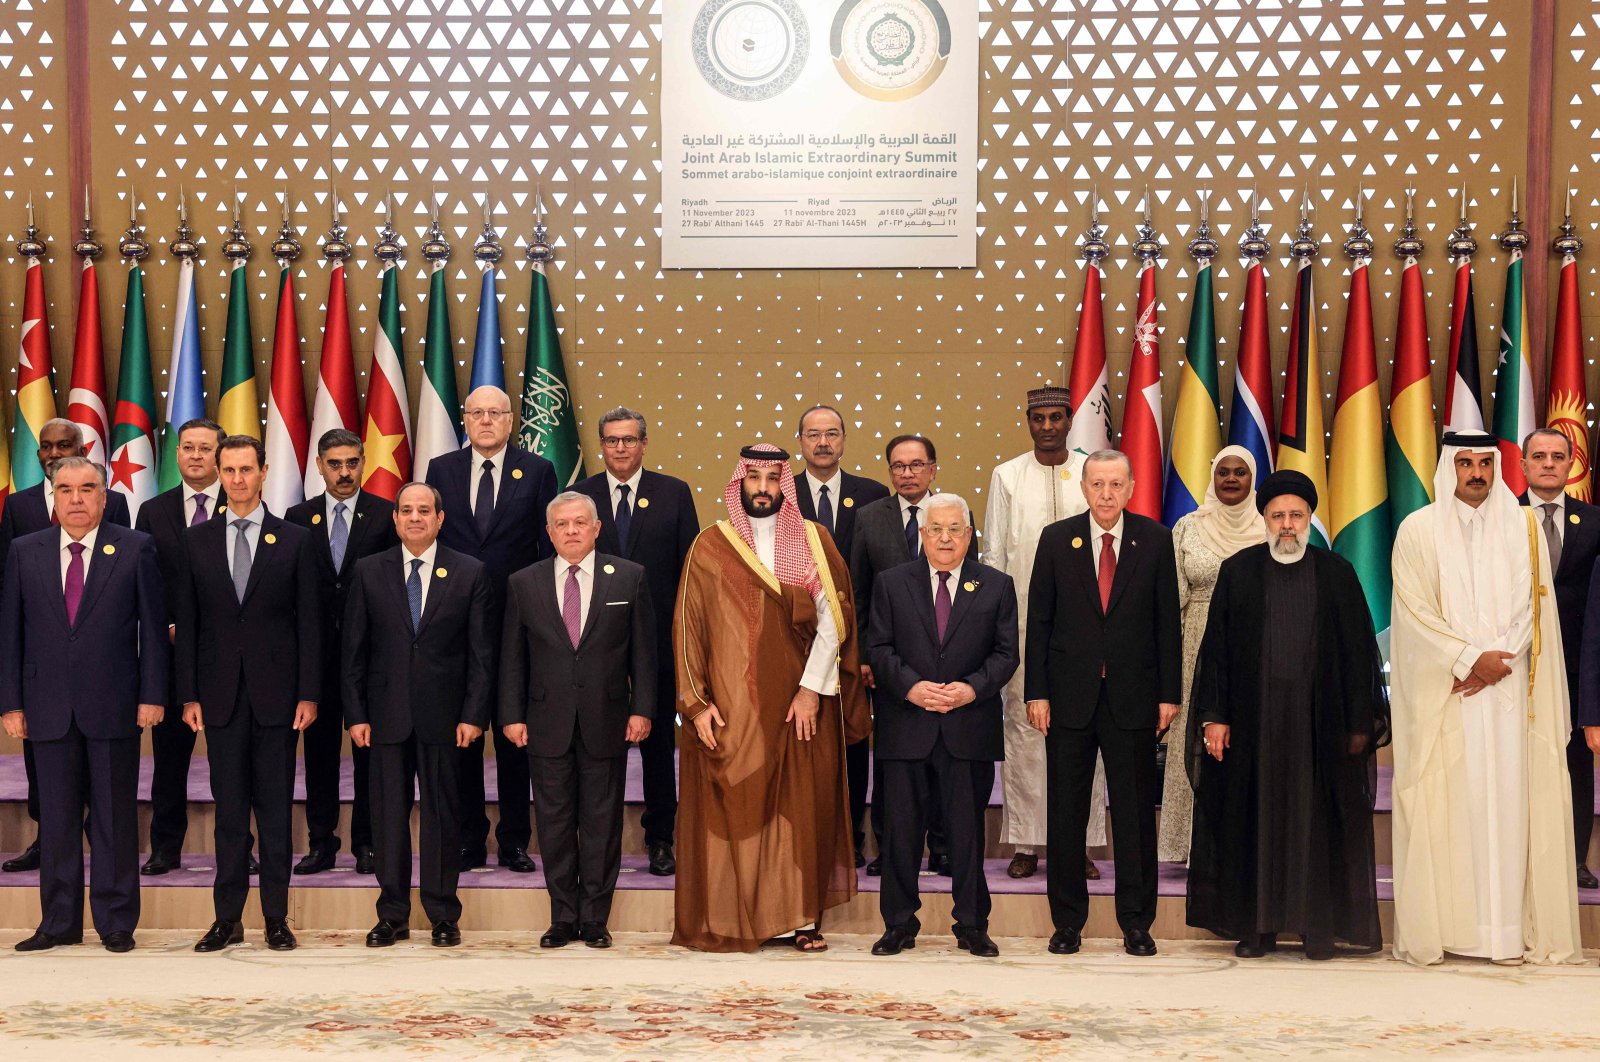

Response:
(0, 932), (1596, 1059)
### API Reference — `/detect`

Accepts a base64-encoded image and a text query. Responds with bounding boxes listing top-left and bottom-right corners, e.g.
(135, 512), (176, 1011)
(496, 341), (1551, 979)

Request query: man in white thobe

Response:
(985, 386), (1106, 880)
(1390, 431), (1583, 966)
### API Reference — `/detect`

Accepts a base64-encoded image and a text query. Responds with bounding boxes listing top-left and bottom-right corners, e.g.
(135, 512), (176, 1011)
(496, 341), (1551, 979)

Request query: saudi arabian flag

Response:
(412, 261), (462, 483)
(518, 260), (584, 487)
(218, 258), (260, 438)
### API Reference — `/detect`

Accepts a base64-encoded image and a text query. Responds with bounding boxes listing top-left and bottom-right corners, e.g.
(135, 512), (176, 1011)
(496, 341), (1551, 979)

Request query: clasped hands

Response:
(1451, 649), (1515, 698)
(907, 680), (976, 714)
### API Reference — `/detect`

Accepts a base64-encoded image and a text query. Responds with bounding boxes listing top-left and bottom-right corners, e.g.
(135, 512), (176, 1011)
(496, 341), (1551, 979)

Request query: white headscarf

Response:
(1192, 444), (1267, 558)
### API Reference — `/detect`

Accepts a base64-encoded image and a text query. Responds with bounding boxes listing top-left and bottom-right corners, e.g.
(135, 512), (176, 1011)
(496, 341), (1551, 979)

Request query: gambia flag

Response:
(1492, 248), (1535, 496)
(1329, 257), (1390, 629)
(109, 264), (159, 520)
(1385, 252), (1436, 532)
(1228, 257), (1276, 474)
(1277, 258), (1329, 548)
(1161, 256), (1221, 525)
(1547, 250), (1591, 501)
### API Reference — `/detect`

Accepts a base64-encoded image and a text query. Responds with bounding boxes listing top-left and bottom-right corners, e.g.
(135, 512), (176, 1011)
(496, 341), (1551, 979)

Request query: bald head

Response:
(464, 385), (515, 455)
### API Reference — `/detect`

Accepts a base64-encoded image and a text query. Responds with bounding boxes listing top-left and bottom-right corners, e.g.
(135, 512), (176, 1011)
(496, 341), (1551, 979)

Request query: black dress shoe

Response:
(195, 921), (244, 953)
(16, 930), (79, 952)
(354, 845), (376, 875)
(140, 852), (179, 877)
(1234, 938), (1266, 959)
(247, 854), (260, 875)
(432, 921), (461, 947)
(955, 926), (1000, 957)
(581, 922), (613, 949)
(866, 855), (883, 877)
(927, 852), (952, 876)
(102, 931), (136, 953)
(1123, 928), (1158, 956)
(1580, 864), (1599, 890)
(540, 922), (578, 949)
(3, 841), (41, 873)
(647, 842), (676, 877)
(871, 923), (918, 956)
(460, 848), (488, 871)
(854, 849), (866, 869)
(498, 847), (537, 873)
(1048, 928), (1081, 955)
(294, 847), (338, 875)
(264, 919), (297, 951)
(366, 920), (410, 947)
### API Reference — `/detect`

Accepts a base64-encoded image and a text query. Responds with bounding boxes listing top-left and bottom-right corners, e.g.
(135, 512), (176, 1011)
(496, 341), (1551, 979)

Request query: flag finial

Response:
(1240, 188), (1270, 263)
(1188, 190), (1218, 263)
(1500, 178), (1530, 254)
(18, 192), (44, 259)
(1132, 189), (1161, 264)
(119, 188), (148, 262)
(421, 189), (451, 265)
(1079, 185), (1108, 264)
(75, 185), (101, 260)
(1395, 187), (1424, 261)
(474, 195), (503, 266)
(375, 189), (405, 265)
(1343, 186), (1373, 263)
(271, 188), (301, 265)
(528, 184), (553, 265)
(1448, 183), (1478, 259)
(322, 178), (350, 264)
(222, 190), (251, 263)
(1555, 185), (1583, 259)
(1289, 189), (1319, 260)
(171, 185), (200, 262)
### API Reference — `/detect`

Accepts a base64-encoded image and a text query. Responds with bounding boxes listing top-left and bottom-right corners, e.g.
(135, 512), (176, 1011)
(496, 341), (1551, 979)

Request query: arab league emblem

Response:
(843, 497), (855, 508)
(264, 533), (277, 545)
(102, 543), (116, 555)
(436, 567), (448, 578)
(638, 497), (650, 509)
(312, 513), (322, 525)
(1071, 536), (1083, 549)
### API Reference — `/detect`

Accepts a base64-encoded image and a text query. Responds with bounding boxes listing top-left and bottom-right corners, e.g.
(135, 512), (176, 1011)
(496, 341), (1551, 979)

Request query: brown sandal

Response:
(792, 929), (828, 952)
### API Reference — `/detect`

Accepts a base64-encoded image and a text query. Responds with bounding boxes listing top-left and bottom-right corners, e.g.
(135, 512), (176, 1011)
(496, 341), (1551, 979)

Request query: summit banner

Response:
(662, 0), (977, 269)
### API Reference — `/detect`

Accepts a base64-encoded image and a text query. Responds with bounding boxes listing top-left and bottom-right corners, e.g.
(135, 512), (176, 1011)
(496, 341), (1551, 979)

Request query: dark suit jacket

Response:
(573, 468), (698, 680)
(1023, 512), (1182, 730)
(286, 490), (399, 709)
(1519, 492), (1600, 677)
(793, 469), (889, 561)
(342, 545), (494, 745)
(174, 509), (322, 726)
(0, 482), (131, 595)
(426, 445), (557, 591)
(0, 522), (168, 741)
(135, 484), (225, 627)
(499, 553), (657, 760)
(865, 558), (1018, 761)
(850, 493), (973, 634)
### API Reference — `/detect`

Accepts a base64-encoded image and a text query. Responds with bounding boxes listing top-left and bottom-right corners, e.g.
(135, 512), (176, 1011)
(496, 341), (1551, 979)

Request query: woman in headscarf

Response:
(1159, 445), (1263, 862)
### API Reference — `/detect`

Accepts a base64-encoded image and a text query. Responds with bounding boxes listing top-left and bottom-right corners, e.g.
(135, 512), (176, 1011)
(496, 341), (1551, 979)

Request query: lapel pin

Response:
(1061, 469), (1073, 481)
(1571, 513), (1581, 525)
(512, 467), (524, 480)
(963, 580), (977, 592)
(264, 533), (277, 545)
(312, 513), (322, 525)
(1071, 536), (1083, 549)
(356, 511), (364, 519)
(843, 497), (855, 508)
(637, 496), (650, 508)
(603, 563), (616, 574)
(102, 543), (116, 555)
(435, 566), (448, 578)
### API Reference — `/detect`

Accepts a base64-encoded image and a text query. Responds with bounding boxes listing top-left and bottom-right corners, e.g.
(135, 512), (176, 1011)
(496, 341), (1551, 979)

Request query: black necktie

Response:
(817, 484), (834, 535)
(905, 504), (920, 558)
(475, 459), (495, 537)
(615, 483), (633, 551)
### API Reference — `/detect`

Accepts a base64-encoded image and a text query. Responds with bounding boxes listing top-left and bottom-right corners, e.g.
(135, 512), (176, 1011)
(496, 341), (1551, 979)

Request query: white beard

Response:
(1269, 529), (1311, 564)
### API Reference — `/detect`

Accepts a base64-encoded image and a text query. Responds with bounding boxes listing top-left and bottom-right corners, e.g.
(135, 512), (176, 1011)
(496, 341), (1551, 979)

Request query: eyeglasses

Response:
(464, 409), (512, 421)
(923, 526), (968, 539)
(321, 458), (362, 472)
(800, 429), (843, 443)
(178, 444), (217, 456)
(888, 461), (934, 474)
(601, 436), (643, 449)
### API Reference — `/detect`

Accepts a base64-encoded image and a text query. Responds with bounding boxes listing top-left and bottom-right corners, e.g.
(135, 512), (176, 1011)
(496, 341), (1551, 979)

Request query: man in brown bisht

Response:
(673, 443), (871, 952)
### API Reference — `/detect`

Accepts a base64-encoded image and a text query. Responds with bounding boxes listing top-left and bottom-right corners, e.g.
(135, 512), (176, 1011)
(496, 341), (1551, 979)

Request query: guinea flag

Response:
(1329, 257), (1390, 629)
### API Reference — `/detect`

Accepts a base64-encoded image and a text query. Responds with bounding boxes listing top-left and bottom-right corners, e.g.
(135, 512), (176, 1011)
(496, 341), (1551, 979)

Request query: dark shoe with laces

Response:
(195, 921), (243, 953)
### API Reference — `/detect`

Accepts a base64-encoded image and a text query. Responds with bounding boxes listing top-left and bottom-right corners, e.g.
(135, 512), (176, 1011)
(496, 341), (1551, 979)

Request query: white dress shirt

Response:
(805, 469), (842, 512)
(749, 514), (840, 696)
(59, 524), (100, 590)
(1532, 489), (1566, 544)
(187, 480), (223, 525)
(468, 446), (507, 516)
(605, 468), (644, 519)
(554, 549), (596, 631)
(325, 489), (362, 526)
(1090, 514), (1125, 569)
(227, 503), (265, 565)
(928, 561), (963, 603)
(401, 541), (440, 614)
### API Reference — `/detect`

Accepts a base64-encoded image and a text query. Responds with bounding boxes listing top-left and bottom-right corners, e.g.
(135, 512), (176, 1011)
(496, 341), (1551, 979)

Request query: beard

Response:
(741, 489), (785, 518)
(1269, 528), (1310, 564)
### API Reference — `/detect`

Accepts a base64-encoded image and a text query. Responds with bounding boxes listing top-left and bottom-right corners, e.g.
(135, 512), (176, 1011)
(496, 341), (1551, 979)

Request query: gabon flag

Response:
(1160, 243), (1221, 526)
(1121, 249), (1164, 519)
(1547, 223), (1591, 501)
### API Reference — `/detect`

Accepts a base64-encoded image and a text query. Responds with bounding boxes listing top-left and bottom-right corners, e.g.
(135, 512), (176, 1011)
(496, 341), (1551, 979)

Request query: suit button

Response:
(335, 581), (342, 590)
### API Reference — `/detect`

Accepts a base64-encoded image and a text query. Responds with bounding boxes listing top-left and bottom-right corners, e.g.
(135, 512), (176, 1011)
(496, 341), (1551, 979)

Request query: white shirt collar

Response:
(472, 445), (507, 472)
(605, 468), (643, 496)
(1531, 490), (1566, 514)
(1454, 496), (1489, 525)
(1090, 513), (1125, 542)
(60, 523), (100, 554)
(898, 492), (929, 514)
(558, 550), (597, 577)
(326, 490), (361, 521)
(806, 469), (842, 497)
(402, 540), (439, 568)
(229, 502), (266, 528)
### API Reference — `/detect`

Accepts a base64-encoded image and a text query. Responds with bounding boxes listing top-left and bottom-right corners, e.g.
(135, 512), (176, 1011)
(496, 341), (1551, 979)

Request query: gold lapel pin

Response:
(102, 543), (116, 555)
(512, 467), (524, 480)
(1061, 469), (1073, 481)
(1571, 513), (1581, 525)
(435, 566), (448, 578)
(311, 513), (322, 525)
(637, 497), (650, 509)
(1071, 536), (1083, 549)
(843, 497), (855, 508)
(962, 580), (977, 592)
(603, 563), (616, 574)
(264, 533), (277, 545)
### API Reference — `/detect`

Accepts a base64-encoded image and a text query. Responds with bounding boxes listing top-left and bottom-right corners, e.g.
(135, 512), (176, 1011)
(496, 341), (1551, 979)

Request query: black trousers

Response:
(206, 693), (298, 922)
(852, 740), (947, 858)
(371, 736), (463, 925)
(530, 736), (627, 927)
(635, 667), (678, 846)
(459, 727), (532, 855)
(147, 701), (197, 858)
(34, 723), (140, 939)
(21, 737), (40, 823)
(1046, 684), (1157, 933)
(879, 735), (994, 932)
(302, 699), (371, 854)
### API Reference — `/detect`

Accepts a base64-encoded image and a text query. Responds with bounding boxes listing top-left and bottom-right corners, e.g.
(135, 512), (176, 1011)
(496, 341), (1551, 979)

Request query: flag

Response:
(67, 256), (110, 463)
(217, 257), (259, 438)
(305, 259), (360, 496)
(1121, 258), (1163, 519)
(264, 267), (309, 513)
(159, 257), (204, 492)
(1492, 248), (1536, 496)
(1229, 257), (1276, 474)
(360, 263), (413, 500)
(1548, 250), (1591, 501)
(413, 261), (462, 482)
(109, 264), (159, 520)
(1329, 257), (1391, 628)
(519, 259), (584, 486)
(1064, 262), (1111, 454)
(0, 397), (11, 521)
(1161, 256), (1222, 525)
(470, 265), (505, 391)
(10, 254), (56, 492)
(1443, 256), (1485, 432)
(1385, 252), (1437, 532)
(1277, 258), (1329, 548)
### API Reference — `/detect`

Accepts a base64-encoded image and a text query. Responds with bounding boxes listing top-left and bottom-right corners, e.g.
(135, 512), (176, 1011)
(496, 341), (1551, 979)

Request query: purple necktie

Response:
(563, 564), (582, 648)
(935, 569), (952, 643)
(64, 541), (86, 626)
(190, 493), (210, 527)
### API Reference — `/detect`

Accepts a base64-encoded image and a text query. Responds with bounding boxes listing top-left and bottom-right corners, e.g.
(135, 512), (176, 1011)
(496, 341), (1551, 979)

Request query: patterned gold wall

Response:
(0, 0), (1575, 524)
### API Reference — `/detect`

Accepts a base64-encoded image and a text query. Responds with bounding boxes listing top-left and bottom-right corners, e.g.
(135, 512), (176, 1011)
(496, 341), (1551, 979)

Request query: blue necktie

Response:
(615, 484), (633, 551)
(904, 504), (920, 558)
(329, 501), (349, 571)
(817, 484), (834, 535)
(407, 558), (424, 632)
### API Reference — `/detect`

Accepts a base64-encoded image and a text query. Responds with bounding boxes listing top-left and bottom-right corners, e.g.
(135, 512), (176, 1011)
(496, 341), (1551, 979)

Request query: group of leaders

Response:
(0, 383), (1592, 967)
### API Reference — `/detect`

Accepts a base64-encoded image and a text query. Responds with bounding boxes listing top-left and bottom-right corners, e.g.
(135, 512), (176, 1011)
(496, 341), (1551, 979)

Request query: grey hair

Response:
(923, 491), (971, 527)
(598, 406), (648, 441)
(1084, 449), (1134, 478)
(49, 455), (106, 489)
(41, 418), (84, 448)
(546, 490), (598, 522)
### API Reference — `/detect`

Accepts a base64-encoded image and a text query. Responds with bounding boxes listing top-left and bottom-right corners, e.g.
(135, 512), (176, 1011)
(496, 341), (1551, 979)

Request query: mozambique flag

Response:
(1548, 251), (1591, 501)
(1492, 248), (1536, 496)
(519, 257), (584, 487)
(1277, 258), (1329, 548)
(359, 263), (413, 500)
(1161, 256), (1220, 525)
(1329, 258), (1390, 629)
(1385, 252), (1436, 532)
(218, 257), (260, 438)
(11, 254), (55, 492)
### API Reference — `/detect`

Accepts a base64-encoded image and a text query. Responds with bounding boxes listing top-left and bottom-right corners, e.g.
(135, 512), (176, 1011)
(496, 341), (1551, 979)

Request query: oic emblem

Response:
(831, 0), (952, 101)
(692, 0), (810, 103)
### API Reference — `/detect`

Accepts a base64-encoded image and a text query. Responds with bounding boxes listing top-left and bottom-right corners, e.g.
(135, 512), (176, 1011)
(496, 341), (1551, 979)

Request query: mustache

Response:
(1467, 478), (1487, 486)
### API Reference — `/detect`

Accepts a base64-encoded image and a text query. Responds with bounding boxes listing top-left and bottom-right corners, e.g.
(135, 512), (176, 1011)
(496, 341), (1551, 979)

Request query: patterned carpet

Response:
(1, 933), (1597, 1059)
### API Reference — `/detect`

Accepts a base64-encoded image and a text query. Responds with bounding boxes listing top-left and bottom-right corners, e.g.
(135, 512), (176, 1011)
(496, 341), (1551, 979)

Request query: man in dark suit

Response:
(1025, 449), (1180, 958)
(286, 428), (399, 875)
(850, 434), (955, 874)
(135, 417), (226, 876)
(0, 418), (131, 875)
(176, 435), (321, 953)
(1522, 428), (1600, 889)
(344, 481), (494, 948)
(865, 493), (1018, 959)
(0, 458), (167, 952)
(426, 385), (557, 873)
(501, 491), (656, 949)
(574, 407), (696, 876)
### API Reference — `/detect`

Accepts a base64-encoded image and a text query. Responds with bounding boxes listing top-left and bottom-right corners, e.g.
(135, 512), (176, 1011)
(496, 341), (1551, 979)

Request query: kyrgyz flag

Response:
(1444, 255), (1485, 432)
(1121, 258), (1163, 519)
(1492, 248), (1535, 496)
(1277, 258), (1329, 548)
(1228, 257), (1275, 474)
(264, 267), (309, 513)
(1329, 258), (1390, 628)
(519, 257), (584, 487)
(1161, 255), (1221, 525)
(1548, 250), (1591, 501)
(109, 263), (159, 520)
(10, 254), (55, 492)
(305, 259), (360, 496)
(67, 256), (110, 463)
(159, 256), (205, 492)
(217, 257), (260, 438)
(1385, 251), (1436, 532)
(471, 265), (505, 391)
(413, 260), (462, 483)
(1064, 262), (1111, 454)
(359, 263), (413, 500)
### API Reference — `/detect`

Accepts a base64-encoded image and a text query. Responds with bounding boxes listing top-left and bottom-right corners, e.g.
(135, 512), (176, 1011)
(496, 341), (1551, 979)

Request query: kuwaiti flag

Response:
(10, 253), (56, 493)
(217, 256), (260, 438)
(1121, 258), (1164, 519)
(1064, 262), (1111, 454)
(413, 260), (462, 483)
(1228, 257), (1275, 474)
(305, 259), (360, 496)
(1492, 247), (1536, 496)
(109, 263), (159, 520)
(1161, 255), (1221, 525)
(264, 267), (309, 514)
(1277, 257), (1330, 548)
(158, 256), (204, 492)
(1547, 250), (1591, 501)
(67, 256), (110, 464)
(1443, 254), (1485, 432)
(359, 263), (412, 501)
(1329, 256), (1390, 629)
(470, 264), (505, 391)
(1385, 251), (1437, 533)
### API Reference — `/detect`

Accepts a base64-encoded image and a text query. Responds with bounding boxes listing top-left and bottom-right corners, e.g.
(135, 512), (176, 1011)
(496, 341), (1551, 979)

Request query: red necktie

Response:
(1098, 532), (1115, 612)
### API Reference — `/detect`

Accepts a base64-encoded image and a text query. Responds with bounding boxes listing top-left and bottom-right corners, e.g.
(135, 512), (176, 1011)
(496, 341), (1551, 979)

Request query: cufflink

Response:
(512, 468), (524, 480)
(312, 514), (322, 525)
